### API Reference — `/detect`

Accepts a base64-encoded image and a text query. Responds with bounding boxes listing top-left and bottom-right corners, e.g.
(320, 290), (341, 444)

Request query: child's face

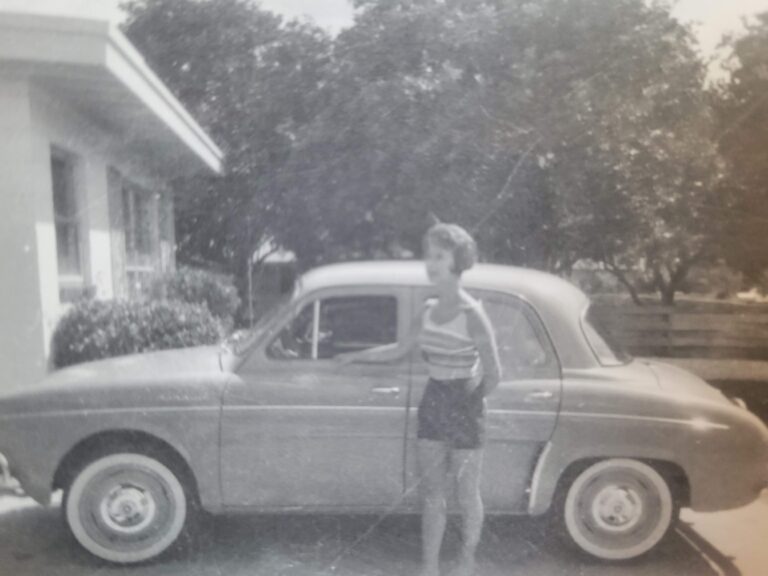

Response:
(425, 240), (455, 284)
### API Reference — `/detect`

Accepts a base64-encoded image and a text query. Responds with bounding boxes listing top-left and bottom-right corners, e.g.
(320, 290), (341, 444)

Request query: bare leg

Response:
(450, 448), (484, 576)
(418, 439), (450, 576)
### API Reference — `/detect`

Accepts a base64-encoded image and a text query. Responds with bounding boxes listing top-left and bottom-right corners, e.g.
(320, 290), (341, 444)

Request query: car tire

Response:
(64, 452), (188, 564)
(560, 459), (675, 561)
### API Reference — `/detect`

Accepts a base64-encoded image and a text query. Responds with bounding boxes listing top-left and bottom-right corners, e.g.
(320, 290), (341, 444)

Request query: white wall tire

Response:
(562, 459), (674, 560)
(65, 452), (188, 564)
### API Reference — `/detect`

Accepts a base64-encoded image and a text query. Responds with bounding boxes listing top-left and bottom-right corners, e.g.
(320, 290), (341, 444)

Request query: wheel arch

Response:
(52, 429), (201, 505)
(528, 446), (691, 515)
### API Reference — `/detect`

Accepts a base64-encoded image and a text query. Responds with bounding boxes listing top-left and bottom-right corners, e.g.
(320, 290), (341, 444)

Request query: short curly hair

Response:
(423, 223), (477, 275)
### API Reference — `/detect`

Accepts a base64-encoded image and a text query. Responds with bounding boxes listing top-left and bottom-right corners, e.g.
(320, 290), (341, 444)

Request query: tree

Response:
(121, 0), (331, 282)
(124, 0), (725, 306)
(276, 0), (565, 266)
(278, 0), (725, 306)
(716, 11), (768, 283)
(539, 0), (727, 304)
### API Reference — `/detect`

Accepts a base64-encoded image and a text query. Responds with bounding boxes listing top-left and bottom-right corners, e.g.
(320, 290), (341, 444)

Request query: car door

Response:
(403, 288), (562, 513)
(220, 286), (412, 510)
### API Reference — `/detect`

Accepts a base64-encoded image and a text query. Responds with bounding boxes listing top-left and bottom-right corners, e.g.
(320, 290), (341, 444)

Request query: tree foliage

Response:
(276, 0), (725, 304)
(716, 11), (768, 282)
(123, 0), (732, 304)
(122, 0), (331, 278)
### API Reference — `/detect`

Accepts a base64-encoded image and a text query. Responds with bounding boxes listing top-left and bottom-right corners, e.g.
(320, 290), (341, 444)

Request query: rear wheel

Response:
(561, 459), (675, 560)
(64, 452), (188, 564)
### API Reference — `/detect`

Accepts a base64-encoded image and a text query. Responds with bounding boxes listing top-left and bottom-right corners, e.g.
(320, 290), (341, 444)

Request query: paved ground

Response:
(681, 489), (768, 576)
(0, 492), (763, 576)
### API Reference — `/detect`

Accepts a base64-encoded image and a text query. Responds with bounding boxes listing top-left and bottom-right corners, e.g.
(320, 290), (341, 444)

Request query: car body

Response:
(0, 261), (767, 563)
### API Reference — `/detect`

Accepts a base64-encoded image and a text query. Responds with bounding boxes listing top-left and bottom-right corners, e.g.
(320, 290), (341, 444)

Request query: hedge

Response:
(147, 267), (240, 331)
(52, 299), (222, 369)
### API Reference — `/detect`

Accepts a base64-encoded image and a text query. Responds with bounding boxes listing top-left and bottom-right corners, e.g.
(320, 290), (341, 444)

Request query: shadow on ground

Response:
(0, 497), (738, 576)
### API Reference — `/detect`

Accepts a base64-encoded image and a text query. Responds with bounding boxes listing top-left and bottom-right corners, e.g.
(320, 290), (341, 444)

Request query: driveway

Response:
(0, 493), (753, 576)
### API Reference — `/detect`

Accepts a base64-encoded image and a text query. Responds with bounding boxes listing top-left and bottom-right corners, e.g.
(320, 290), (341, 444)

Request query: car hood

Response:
(0, 346), (227, 416)
(642, 359), (729, 403)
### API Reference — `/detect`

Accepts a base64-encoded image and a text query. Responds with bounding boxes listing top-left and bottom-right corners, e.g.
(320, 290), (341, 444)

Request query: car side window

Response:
(414, 291), (559, 379)
(474, 292), (560, 379)
(266, 302), (315, 359)
(267, 295), (398, 360)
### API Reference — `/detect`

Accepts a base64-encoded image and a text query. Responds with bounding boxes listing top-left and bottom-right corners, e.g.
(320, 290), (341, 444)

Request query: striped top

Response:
(418, 300), (480, 380)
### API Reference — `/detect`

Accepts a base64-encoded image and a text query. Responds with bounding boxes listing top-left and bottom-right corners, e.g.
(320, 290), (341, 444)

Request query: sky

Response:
(2, 0), (767, 58)
(673, 0), (768, 54)
(257, 0), (768, 53)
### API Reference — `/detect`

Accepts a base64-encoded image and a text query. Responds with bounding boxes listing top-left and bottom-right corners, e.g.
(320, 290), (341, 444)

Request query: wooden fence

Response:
(591, 305), (768, 360)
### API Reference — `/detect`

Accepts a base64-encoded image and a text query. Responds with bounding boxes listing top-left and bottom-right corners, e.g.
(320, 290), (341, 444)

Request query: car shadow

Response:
(0, 497), (741, 576)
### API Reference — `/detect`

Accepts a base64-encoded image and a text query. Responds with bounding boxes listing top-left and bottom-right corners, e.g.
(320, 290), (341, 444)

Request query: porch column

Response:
(0, 77), (49, 389)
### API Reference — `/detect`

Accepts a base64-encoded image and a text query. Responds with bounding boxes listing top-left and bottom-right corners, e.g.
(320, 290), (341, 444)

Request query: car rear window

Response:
(581, 305), (632, 366)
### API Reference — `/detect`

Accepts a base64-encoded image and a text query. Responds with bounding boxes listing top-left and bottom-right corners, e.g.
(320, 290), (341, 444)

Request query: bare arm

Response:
(465, 302), (502, 395)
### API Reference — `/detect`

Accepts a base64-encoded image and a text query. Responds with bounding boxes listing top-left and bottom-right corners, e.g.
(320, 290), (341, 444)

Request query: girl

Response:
(338, 223), (502, 576)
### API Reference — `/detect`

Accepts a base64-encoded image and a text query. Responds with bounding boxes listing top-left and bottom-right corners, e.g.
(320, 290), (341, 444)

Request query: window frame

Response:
(264, 287), (404, 363)
(414, 288), (562, 380)
(120, 178), (161, 298)
(51, 147), (87, 302)
(580, 303), (633, 367)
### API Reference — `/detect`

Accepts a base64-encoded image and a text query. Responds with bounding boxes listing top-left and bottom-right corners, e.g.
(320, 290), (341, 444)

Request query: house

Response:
(0, 11), (224, 390)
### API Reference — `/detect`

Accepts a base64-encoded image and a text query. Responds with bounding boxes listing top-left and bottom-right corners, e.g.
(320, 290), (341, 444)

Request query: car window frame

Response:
(411, 287), (562, 380)
(579, 303), (633, 367)
(260, 285), (408, 364)
(471, 288), (563, 380)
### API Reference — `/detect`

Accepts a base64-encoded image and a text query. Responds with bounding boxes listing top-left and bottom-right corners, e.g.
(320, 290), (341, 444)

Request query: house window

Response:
(121, 183), (157, 297)
(51, 151), (84, 302)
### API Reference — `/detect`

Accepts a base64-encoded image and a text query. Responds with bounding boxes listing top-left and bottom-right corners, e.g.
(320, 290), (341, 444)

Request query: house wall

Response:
(0, 74), (176, 390)
(0, 76), (48, 390)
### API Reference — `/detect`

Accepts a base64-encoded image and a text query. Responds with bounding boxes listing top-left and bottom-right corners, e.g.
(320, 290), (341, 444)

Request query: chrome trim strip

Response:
(225, 406), (404, 413)
(559, 411), (730, 431)
(227, 405), (558, 417)
(527, 441), (552, 514)
(0, 406), (217, 420)
(406, 406), (556, 417)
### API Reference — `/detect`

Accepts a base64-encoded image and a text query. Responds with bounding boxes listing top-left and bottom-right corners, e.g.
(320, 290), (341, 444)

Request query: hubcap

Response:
(590, 484), (643, 533)
(99, 483), (157, 535)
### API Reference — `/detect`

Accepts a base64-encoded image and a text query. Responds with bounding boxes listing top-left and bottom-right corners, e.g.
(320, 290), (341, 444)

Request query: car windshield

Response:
(581, 305), (632, 366)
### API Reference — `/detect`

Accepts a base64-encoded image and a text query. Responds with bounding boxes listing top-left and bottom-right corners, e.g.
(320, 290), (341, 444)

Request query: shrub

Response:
(52, 299), (222, 369)
(147, 267), (241, 331)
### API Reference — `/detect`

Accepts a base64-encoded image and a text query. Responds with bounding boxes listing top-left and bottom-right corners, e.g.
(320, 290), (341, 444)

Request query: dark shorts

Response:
(417, 377), (486, 450)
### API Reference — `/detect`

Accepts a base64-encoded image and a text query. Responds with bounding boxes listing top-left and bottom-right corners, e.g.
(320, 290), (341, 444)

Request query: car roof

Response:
(300, 260), (579, 301)
(298, 261), (597, 368)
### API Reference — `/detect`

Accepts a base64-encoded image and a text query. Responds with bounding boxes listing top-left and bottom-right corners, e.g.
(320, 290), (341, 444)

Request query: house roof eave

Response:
(0, 11), (224, 176)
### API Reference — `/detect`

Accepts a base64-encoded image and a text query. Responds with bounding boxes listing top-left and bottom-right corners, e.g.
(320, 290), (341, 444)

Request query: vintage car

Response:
(0, 261), (766, 564)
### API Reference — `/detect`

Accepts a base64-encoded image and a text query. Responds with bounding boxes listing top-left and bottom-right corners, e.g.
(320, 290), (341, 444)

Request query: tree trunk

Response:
(613, 273), (645, 306)
(602, 263), (645, 306)
(659, 284), (676, 305)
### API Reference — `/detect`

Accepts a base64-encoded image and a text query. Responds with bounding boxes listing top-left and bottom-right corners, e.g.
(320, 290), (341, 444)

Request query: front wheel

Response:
(64, 452), (188, 564)
(561, 459), (675, 560)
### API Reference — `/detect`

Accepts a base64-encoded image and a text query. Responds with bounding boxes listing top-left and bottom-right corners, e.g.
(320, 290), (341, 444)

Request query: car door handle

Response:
(525, 390), (554, 401)
(371, 387), (400, 396)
